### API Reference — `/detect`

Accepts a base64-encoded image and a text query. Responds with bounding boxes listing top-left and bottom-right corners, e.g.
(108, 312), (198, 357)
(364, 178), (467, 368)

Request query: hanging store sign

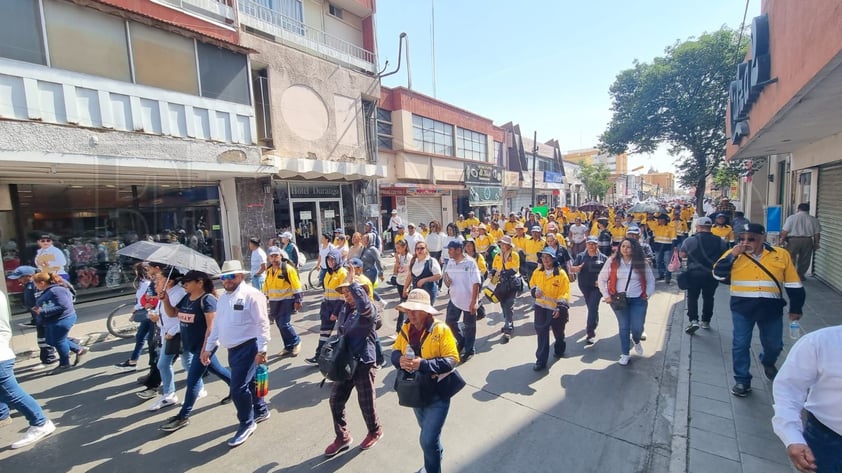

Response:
(464, 163), (503, 185)
(729, 14), (771, 145)
(544, 171), (564, 184)
(468, 186), (503, 206)
(289, 183), (341, 198)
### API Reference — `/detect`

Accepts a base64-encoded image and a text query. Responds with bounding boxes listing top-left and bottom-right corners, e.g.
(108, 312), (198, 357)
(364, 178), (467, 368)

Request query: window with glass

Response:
(377, 108), (393, 149)
(0, 0), (46, 65)
(130, 22), (199, 95)
(412, 115), (454, 156)
(457, 127), (488, 161)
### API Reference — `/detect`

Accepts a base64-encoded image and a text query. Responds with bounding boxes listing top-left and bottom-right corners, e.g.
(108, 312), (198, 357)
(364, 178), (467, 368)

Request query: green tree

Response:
(599, 28), (747, 215)
(578, 161), (611, 201)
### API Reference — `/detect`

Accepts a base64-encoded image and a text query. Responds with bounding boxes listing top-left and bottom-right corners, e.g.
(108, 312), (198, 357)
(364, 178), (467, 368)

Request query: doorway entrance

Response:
(289, 199), (343, 257)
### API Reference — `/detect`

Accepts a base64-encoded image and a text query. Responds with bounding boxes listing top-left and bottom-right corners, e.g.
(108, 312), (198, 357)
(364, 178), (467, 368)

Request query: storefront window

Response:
(3, 183), (224, 297)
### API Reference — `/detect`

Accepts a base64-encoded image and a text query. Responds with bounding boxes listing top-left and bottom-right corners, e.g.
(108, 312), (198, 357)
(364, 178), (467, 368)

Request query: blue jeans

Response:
(0, 359), (47, 427)
(130, 318), (153, 361)
(655, 246), (671, 279)
(251, 275), (265, 291)
(445, 301), (476, 355)
(534, 306), (568, 366)
(613, 298), (648, 355)
(413, 397), (450, 473)
(805, 413), (842, 472)
(269, 300), (300, 350)
(731, 309), (783, 386)
(228, 339), (267, 428)
(581, 285), (601, 338)
(420, 282), (439, 307)
(176, 348), (231, 419)
(44, 314), (81, 366)
(157, 346), (190, 396)
(318, 268), (327, 287)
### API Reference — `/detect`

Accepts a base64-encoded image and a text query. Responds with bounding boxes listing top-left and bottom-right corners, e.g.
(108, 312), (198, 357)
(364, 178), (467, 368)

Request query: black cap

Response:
(39, 234), (52, 240)
(249, 237), (260, 245)
(737, 223), (766, 235)
(446, 240), (464, 250)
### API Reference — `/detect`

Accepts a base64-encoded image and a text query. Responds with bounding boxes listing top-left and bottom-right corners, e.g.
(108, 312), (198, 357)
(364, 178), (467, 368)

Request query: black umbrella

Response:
(578, 201), (607, 212)
(117, 241), (221, 276)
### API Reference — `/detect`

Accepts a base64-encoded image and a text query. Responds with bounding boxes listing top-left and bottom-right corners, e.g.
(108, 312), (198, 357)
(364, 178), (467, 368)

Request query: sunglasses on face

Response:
(416, 247), (426, 251)
(220, 274), (237, 281)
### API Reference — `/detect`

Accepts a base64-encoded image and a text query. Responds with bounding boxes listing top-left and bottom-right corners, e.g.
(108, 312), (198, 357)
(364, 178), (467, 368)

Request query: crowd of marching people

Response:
(8, 195), (820, 473)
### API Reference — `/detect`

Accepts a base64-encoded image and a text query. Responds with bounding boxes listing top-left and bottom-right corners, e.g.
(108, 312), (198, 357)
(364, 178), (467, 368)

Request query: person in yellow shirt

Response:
(711, 213), (734, 245)
(463, 211), (481, 230)
(503, 213), (520, 236)
(419, 223), (429, 239)
(488, 221), (504, 246)
(543, 214), (558, 234)
(262, 247), (302, 357)
(474, 224), (492, 256)
(463, 239), (488, 276)
(455, 215), (468, 235)
(528, 247), (571, 370)
(609, 215), (627, 244)
(393, 224), (407, 246)
(651, 214), (677, 283)
(512, 224), (529, 253)
(491, 236), (521, 343)
(305, 249), (348, 364)
(522, 226), (546, 276)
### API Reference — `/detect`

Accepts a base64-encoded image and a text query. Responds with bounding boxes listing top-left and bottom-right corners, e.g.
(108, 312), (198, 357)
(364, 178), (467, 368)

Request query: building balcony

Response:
(157, 0), (237, 25)
(0, 58), (256, 146)
(238, 0), (377, 74)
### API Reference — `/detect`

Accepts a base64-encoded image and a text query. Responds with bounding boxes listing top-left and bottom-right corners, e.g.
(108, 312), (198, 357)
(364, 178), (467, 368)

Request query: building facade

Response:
(0, 0), (262, 297)
(726, 0), (842, 291)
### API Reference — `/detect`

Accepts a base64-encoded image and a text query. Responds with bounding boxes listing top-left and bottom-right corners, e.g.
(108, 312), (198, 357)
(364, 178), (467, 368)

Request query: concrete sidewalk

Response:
(670, 277), (842, 473)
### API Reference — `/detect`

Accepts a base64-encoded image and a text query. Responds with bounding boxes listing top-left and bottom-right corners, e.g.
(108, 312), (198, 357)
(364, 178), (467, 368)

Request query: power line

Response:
(734, 0), (751, 64)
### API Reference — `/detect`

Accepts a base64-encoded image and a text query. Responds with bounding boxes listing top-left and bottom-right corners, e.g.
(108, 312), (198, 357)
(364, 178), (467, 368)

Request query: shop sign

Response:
(503, 171), (521, 187)
(464, 163), (502, 185)
(544, 171), (564, 184)
(407, 188), (448, 196)
(468, 186), (503, 206)
(729, 14), (771, 145)
(380, 187), (407, 196)
(289, 183), (341, 198)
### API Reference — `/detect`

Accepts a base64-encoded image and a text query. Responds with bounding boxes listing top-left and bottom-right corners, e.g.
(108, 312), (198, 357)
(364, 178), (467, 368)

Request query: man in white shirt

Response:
(34, 234), (68, 280)
(388, 209), (402, 250)
(772, 325), (842, 473)
(248, 238), (267, 290)
(780, 203), (822, 281)
(404, 223), (425, 254)
(443, 240), (481, 361)
(568, 218), (588, 257)
(202, 260), (271, 448)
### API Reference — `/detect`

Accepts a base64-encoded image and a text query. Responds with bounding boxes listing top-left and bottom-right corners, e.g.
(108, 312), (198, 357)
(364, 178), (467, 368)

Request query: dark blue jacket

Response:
(336, 282), (376, 364)
(35, 284), (75, 322)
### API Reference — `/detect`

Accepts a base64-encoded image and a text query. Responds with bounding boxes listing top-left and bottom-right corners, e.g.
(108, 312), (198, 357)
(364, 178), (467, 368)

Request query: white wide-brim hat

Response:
(396, 288), (440, 314)
(219, 260), (248, 276)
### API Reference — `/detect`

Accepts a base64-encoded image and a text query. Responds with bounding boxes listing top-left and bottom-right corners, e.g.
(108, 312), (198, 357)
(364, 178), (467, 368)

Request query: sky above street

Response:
(376, 0), (760, 177)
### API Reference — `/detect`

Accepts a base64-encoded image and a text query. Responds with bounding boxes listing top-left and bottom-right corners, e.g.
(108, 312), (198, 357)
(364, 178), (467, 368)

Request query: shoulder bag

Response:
(610, 266), (633, 311)
(394, 327), (437, 408)
(318, 314), (359, 383)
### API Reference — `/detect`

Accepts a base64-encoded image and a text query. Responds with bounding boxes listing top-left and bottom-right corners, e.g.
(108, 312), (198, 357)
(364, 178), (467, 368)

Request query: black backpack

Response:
(318, 332), (358, 383)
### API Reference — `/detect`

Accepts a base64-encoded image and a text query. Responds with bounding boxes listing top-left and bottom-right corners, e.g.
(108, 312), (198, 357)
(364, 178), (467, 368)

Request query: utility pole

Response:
(531, 131), (538, 207)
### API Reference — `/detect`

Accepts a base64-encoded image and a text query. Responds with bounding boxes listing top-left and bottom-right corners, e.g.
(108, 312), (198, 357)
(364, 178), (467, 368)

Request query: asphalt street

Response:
(2, 273), (684, 473)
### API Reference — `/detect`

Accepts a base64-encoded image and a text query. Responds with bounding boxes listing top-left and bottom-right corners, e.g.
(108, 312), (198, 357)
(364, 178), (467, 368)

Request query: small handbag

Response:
(394, 369), (437, 407)
(130, 308), (148, 323)
(610, 268), (633, 311)
(164, 333), (182, 356)
(667, 248), (681, 272)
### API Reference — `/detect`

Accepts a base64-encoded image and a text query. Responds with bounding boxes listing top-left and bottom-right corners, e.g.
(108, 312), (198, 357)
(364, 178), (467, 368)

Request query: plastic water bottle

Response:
(255, 364), (269, 397)
(405, 346), (415, 359)
(789, 321), (801, 340)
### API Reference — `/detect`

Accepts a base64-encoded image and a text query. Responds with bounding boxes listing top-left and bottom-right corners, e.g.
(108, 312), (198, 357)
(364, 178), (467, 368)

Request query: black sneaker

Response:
(220, 395), (232, 405)
(460, 351), (475, 362)
(17, 320), (38, 328)
(160, 416), (190, 432)
(763, 364), (779, 381)
(500, 334), (511, 344)
(304, 356), (319, 364)
(532, 363), (546, 371)
(685, 321), (700, 335)
(731, 383), (752, 397)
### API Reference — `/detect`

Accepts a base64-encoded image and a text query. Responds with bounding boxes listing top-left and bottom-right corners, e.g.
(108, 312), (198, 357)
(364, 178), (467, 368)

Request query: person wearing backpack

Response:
(305, 249), (348, 364)
(263, 247), (302, 357)
(679, 217), (728, 335)
(323, 271), (383, 458)
(278, 232), (300, 268)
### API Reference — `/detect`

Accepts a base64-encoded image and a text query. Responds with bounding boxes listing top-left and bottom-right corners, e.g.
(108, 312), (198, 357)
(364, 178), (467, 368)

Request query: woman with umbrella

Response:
(159, 270), (231, 432)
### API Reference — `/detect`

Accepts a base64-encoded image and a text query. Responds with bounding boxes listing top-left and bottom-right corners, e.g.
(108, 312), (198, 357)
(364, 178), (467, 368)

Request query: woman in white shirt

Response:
(315, 233), (334, 288)
(597, 238), (656, 366)
(403, 241), (442, 306)
(391, 239), (411, 332)
(441, 223), (465, 268)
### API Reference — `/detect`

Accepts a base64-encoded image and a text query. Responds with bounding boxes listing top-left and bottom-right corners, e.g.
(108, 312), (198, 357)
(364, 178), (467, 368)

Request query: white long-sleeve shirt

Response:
(135, 279), (150, 310)
(772, 326), (842, 446)
(597, 257), (656, 299)
(205, 282), (270, 353)
(158, 285), (186, 337)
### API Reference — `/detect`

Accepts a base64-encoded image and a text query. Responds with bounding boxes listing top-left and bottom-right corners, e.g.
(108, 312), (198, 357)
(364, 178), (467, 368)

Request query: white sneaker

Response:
(633, 343), (644, 356)
(618, 355), (630, 366)
(197, 389), (208, 400)
(11, 420), (56, 449)
(640, 332), (648, 341)
(148, 394), (178, 412)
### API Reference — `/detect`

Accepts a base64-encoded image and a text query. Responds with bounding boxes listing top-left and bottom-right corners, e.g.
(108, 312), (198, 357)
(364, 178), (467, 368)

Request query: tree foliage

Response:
(578, 161), (611, 201)
(599, 28), (747, 214)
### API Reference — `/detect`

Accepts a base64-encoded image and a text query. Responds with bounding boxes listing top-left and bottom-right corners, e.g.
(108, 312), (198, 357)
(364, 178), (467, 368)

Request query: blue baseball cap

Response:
(8, 266), (37, 279)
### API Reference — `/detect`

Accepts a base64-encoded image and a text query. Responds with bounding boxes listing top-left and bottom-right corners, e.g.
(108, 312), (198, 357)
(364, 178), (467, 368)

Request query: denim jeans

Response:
(0, 359), (47, 427)
(413, 397), (451, 473)
(228, 339), (267, 428)
(251, 275), (265, 291)
(731, 309), (783, 386)
(613, 298), (647, 355)
(500, 294), (516, 335)
(176, 348), (231, 419)
(581, 285), (601, 338)
(804, 413), (842, 472)
(445, 301), (476, 355)
(655, 247), (671, 279)
(44, 314), (81, 366)
(318, 268), (328, 287)
(534, 306), (568, 366)
(269, 300), (300, 350)
(130, 318), (153, 361)
(420, 282), (439, 307)
(395, 284), (407, 333)
(157, 346), (190, 396)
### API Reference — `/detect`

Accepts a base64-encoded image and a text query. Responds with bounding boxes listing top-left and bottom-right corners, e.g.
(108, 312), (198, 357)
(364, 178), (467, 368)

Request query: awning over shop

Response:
(273, 156), (387, 180)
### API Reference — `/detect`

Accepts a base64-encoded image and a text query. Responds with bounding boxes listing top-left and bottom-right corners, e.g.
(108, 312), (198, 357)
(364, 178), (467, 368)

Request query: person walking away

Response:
(571, 237), (607, 345)
(305, 249), (347, 364)
(443, 241), (481, 362)
(115, 263), (156, 371)
(393, 289), (463, 473)
(360, 234), (385, 293)
(490, 236), (521, 344)
(780, 203), (822, 281)
(323, 272), (383, 457)
(680, 217), (728, 334)
(651, 214), (677, 283)
(263, 247), (302, 357)
(772, 325), (842, 473)
(248, 237), (267, 290)
(159, 270), (232, 432)
(597, 239), (655, 366)
(0, 290), (56, 449)
(528, 248), (571, 370)
(7, 266), (57, 368)
(32, 272), (87, 374)
(202, 260), (271, 447)
(713, 223), (805, 398)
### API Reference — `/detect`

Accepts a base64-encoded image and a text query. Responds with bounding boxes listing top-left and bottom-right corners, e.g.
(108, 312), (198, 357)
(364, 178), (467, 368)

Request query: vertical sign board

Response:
(766, 205), (782, 245)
